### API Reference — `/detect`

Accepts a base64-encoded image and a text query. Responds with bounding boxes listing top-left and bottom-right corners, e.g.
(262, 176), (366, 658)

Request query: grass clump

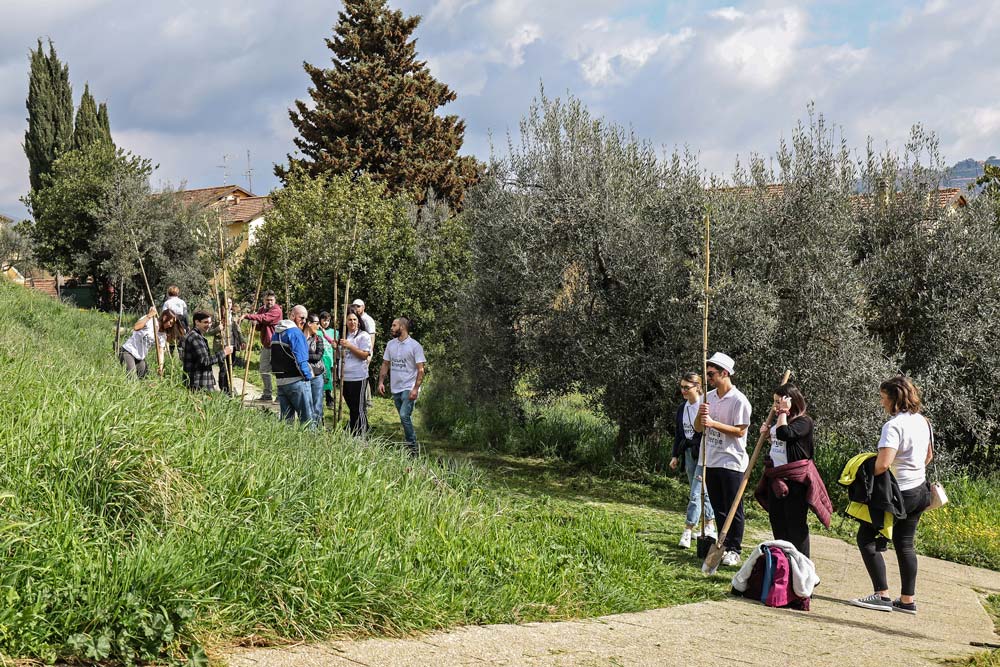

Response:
(0, 281), (714, 664)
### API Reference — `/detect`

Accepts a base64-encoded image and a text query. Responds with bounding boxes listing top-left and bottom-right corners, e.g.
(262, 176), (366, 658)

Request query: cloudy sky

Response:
(1, 0), (997, 218)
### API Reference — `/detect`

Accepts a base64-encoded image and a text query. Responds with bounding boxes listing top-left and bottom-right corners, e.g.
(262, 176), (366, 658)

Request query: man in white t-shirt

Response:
(378, 316), (425, 457)
(353, 298), (377, 407)
(696, 351), (752, 567)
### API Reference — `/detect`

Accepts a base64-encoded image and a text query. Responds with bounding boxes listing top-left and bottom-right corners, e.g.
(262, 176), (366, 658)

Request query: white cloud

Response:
(506, 24), (542, 66)
(711, 7), (805, 88)
(710, 7), (745, 22)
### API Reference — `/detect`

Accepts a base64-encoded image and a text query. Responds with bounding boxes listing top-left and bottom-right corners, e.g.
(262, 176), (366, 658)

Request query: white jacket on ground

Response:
(730, 540), (820, 598)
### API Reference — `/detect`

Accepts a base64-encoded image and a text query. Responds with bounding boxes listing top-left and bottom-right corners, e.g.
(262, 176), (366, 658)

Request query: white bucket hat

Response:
(706, 352), (736, 376)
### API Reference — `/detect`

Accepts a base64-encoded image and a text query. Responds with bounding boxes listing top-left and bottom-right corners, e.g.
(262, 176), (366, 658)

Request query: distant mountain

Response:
(944, 156), (1000, 190)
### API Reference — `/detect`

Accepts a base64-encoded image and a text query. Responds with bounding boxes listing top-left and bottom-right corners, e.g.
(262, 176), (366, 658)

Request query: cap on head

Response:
(706, 352), (736, 376)
(351, 299), (365, 307)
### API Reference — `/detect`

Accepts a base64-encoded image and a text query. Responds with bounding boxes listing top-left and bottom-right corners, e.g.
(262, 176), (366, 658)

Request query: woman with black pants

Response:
(758, 383), (817, 557)
(335, 307), (371, 437)
(850, 376), (933, 615)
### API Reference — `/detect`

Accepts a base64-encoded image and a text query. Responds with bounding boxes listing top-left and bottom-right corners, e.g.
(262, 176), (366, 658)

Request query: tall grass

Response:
(0, 282), (703, 663)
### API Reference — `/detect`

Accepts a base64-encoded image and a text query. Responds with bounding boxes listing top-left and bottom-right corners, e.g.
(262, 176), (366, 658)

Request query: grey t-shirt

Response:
(704, 386), (753, 472)
(383, 336), (426, 394)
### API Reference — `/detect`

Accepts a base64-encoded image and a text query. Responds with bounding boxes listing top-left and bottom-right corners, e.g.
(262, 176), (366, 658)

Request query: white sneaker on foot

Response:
(721, 551), (741, 567)
(678, 529), (692, 549)
(704, 523), (717, 539)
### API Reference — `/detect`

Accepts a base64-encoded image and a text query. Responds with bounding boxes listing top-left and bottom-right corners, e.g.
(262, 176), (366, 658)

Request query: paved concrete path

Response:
(225, 534), (999, 667)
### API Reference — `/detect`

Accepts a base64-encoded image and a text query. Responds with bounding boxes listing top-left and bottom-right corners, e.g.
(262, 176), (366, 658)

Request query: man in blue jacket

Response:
(270, 304), (314, 427)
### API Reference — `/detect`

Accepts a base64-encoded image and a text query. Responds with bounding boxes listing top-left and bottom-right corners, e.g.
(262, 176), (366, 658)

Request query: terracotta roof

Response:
(219, 196), (272, 224)
(176, 185), (256, 209)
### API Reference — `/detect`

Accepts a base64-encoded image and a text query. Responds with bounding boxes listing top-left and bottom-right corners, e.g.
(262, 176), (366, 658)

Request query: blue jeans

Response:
(392, 391), (418, 453)
(277, 379), (312, 427)
(308, 375), (324, 428)
(685, 448), (715, 526)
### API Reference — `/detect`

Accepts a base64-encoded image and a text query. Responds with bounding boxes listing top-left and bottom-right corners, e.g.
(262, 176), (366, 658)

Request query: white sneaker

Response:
(704, 523), (717, 540)
(721, 551), (741, 567)
(678, 529), (692, 549)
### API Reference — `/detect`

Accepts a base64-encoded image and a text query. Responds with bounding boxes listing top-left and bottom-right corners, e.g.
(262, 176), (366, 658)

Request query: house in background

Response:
(176, 185), (272, 255)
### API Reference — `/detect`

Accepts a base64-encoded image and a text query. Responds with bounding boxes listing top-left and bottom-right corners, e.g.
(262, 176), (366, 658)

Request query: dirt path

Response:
(225, 533), (998, 667)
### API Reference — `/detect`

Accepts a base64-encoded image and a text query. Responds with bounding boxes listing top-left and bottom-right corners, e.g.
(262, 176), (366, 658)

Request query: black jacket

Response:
(672, 401), (703, 460)
(847, 456), (906, 533)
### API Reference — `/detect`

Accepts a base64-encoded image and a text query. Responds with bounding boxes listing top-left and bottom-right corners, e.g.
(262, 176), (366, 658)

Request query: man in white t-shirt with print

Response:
(695, 351), (752, 567)
(378, 316), (425, 457)
(353, 298), (377, 408)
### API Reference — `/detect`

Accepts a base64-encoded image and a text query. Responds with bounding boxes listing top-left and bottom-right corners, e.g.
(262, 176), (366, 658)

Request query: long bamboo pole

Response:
(240, 246), (269, 405)
(218, 222), (234, 393)
(336, 216), (361, 426)
(130, 236), (163, 372)
(700, 210), (710, 540)
(114, 275), (125, 355)
(331, 266), (340, 413)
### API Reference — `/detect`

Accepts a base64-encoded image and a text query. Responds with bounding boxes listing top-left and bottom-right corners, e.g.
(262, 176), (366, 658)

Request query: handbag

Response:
(923, 417), (948, 510)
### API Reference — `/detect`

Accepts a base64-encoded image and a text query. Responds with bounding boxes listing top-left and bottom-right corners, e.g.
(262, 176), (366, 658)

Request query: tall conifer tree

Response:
(97, 102), (113, 145)
(72, 84), (103, 150)
(23, 39), (74, 192)
(277, 0), (477, 208)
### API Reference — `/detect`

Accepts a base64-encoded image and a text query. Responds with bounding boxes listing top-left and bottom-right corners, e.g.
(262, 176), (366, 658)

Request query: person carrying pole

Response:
(695, 352), (752, 568)
(239, 290), (282, 401)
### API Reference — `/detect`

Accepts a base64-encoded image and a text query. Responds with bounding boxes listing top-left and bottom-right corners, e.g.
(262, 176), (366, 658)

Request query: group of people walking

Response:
(118, 286), (426, 456)
(673, 352), (934, 614)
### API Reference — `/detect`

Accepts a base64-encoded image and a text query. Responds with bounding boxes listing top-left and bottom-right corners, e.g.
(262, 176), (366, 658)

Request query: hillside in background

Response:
(945, 155), (1000, 189)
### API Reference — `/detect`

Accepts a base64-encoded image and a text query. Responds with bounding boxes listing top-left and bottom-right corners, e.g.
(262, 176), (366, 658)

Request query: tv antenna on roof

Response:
(217, 153), (231, 185)
(245, 150), (255, 193)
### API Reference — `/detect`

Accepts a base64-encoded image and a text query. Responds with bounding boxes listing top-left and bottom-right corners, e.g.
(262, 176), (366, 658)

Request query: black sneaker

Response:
(849, 593), (893, 612)
(892, 598), (917, 615)
(259, 394), (273, 402)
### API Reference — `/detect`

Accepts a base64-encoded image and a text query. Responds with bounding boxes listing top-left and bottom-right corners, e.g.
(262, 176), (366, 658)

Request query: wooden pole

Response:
(130, 236), (163, 372)
(331, 266), (340, 415)
(700, 210), (710, 539)
(114, 275), (125, 355)
(218, 222), (234, 393)
(336, 215), (361, 426)
(240, 245), (269, 405)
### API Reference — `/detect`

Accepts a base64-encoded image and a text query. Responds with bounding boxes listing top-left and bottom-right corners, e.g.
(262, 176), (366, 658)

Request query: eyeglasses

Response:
(680, 384), (698, 391)
(307, 320), (319, 325)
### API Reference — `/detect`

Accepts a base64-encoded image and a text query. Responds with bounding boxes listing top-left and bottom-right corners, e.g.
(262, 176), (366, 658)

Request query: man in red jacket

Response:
(240, 290), (282, 401)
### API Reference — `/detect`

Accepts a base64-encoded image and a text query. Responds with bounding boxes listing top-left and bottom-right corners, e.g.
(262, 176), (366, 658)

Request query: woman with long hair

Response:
(319, 311), (337, 407)
(120, 307), (177, 378)
(335, 306), (371, 436)
(669, 372), (716, 548)
(756, 382), (830, 557)
(850, 376), (933, 615)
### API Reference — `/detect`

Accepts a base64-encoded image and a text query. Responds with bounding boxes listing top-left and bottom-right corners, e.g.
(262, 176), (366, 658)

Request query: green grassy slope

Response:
(0, 281), (718, 664)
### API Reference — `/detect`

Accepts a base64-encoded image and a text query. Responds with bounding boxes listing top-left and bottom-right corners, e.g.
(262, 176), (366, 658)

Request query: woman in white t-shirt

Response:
(119, 307), (177, 379)
(852, 376), (933, 615)
(334, 308), (371, 436)
(669, 373), (716, 548)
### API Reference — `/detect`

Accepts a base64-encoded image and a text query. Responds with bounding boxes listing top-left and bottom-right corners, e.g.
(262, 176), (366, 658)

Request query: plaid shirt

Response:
(181, 328), (224, 390)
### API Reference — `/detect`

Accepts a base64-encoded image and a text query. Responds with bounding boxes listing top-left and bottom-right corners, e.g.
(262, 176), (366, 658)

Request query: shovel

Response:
(702, 369), (791, 575)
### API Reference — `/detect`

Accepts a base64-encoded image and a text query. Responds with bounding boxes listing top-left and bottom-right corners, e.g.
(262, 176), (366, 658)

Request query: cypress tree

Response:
(72, 84), (103, 150)
(23, 39), (74, 193)
(277, 0), (478, 208)
(96, 102), (113, 146)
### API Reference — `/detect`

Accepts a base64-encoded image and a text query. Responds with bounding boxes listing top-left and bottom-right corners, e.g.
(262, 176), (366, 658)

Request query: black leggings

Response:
(768, 479), (811, 557)
(857, 483), (930, 596)
(342, 379), (369, 436)
(706, 467), (745, 553)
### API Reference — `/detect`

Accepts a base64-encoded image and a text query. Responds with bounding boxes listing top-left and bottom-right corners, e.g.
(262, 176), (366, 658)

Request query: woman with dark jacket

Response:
(756, 382), (830, 558)
(669, 372), (716, 548)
